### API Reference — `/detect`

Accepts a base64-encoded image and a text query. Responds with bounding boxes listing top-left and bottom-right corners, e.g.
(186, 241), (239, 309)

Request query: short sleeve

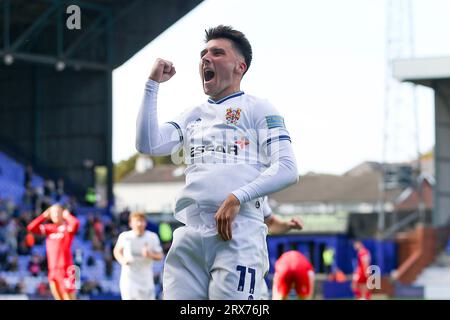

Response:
(115, 232), (126, 249)
(149, 232), (163, 253)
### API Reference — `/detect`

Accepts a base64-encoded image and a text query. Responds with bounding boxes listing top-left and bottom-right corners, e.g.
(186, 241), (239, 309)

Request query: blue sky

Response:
(113, 0), (450, 174)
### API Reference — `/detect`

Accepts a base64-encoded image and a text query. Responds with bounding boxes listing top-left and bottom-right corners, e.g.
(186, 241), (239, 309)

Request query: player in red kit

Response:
(27, 203), (80, 300)
(272, 250), (315, 300)
(351, 240), (372, 300)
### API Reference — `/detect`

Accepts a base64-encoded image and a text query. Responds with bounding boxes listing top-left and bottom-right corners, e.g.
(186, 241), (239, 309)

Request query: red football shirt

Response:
(27, 213), (79, 270)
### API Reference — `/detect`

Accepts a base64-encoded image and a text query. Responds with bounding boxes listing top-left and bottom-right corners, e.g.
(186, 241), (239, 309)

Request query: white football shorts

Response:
(163, 206), (269, 300)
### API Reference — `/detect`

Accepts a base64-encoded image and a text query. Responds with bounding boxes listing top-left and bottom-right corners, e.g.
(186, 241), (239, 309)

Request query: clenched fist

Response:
(149, 58), (176, 83)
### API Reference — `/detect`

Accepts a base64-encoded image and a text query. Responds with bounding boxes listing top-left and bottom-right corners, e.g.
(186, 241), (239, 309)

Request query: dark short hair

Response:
(204, 25), (252, 75)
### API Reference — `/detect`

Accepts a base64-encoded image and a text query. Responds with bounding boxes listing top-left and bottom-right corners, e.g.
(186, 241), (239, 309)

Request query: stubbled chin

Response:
(203, 81), (215, 94)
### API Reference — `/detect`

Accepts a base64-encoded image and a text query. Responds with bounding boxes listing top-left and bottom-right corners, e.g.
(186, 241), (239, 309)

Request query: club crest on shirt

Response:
(225, 108), (241, 125)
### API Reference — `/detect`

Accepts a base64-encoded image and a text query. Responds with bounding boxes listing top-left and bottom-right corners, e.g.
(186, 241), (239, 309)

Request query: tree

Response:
(114, 153), (173, 182)
(114, 154), (139, 182)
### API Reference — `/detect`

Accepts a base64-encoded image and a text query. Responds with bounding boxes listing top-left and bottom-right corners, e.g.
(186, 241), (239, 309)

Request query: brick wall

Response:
(394, 225), (449, 284)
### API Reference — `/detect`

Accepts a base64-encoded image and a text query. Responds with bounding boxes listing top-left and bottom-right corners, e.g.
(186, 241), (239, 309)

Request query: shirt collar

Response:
(207, 91), (244, 104)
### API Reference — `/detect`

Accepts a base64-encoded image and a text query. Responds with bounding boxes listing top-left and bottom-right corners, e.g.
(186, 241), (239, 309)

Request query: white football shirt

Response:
(136, 80), (298, 229)
(116, 230), (162, 290)
(168, 92), (291, 221)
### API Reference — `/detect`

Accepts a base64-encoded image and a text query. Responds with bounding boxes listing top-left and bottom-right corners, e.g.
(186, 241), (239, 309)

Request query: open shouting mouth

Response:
(203, 69), (215, 83)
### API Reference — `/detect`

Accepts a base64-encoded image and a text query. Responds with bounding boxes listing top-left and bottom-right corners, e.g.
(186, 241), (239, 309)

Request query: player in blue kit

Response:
(136, 25), (299, 299)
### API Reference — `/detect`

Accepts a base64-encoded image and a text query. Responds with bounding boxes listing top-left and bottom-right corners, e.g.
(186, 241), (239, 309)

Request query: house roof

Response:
(344, 161), (383, 176)
(119, 162), (406, 204)
(119, 165), (186, 184)
(271, 171), (403, 204)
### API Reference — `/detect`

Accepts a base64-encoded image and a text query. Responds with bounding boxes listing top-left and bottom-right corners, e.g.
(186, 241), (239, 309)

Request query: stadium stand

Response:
(0, 151), (165, 299)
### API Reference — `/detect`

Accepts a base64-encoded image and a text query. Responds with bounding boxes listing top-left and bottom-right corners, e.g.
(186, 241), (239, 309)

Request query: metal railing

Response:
(382, 211), (420, 239)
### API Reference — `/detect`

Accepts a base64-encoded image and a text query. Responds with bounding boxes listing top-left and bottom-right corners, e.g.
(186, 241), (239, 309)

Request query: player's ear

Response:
(237, 60), (247, 76)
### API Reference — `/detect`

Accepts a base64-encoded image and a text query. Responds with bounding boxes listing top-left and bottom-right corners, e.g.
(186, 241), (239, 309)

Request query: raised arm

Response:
(62, 209), (80, 234)
(136, 59), (183, 156)
(27, 209), (50, 235)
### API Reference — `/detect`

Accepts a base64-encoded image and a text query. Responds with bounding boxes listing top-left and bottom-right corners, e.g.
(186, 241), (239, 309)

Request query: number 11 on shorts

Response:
(236, 265), (256, 294)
